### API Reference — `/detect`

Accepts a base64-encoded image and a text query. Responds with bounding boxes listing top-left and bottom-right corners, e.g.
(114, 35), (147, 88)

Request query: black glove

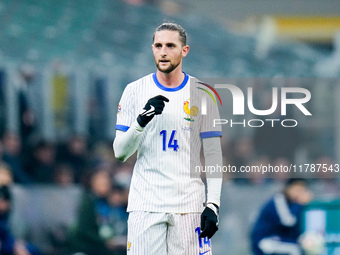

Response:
(200, 203), (219, 239)
(137, 95), (169, 127)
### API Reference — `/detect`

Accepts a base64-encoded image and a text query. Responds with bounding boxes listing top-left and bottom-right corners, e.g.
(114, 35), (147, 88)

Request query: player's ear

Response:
(182, 45), (189, 57)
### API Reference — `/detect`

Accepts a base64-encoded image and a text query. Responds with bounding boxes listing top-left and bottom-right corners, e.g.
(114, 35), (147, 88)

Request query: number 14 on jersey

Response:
(160, 130), (179, 151)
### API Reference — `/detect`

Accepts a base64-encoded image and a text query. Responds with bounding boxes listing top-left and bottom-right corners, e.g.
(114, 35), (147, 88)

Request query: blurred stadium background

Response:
(0, 0), (340, 254)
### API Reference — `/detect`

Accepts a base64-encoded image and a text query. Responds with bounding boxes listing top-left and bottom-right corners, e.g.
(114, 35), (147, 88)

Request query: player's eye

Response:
(154, 43), (162, 48)
(167, 43), (175, 48)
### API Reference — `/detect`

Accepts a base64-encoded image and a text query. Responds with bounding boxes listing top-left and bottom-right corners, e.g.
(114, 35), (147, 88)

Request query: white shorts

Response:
(127, 211), (212, 255)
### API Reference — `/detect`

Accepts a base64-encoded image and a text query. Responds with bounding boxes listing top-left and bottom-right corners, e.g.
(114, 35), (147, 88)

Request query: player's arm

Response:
(113, 120), (144, 162)
(204, 137), (223, 206)
(113, 95), (169, 161)
(200, 136), (223, 239)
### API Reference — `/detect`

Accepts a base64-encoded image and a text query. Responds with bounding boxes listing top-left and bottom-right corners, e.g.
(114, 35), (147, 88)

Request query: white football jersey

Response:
(116, 72), (222, 213)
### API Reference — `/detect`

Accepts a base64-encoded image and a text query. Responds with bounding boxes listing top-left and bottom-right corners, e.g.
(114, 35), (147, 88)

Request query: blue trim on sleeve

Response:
(200, 131), (223, 139)
(116, 125), (130, 132)
(153, 72), (189, 92)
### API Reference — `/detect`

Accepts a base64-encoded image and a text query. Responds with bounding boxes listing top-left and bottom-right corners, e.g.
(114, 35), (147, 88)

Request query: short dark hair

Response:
(285, 178), (308, 188)
(153, 22), (187, 46)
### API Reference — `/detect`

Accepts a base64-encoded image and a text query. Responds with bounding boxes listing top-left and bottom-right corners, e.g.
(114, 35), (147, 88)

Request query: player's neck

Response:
(156, 68), (185, 88)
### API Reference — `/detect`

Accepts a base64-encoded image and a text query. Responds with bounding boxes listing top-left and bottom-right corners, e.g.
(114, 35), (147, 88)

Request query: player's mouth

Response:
(159, 59), (170, 64)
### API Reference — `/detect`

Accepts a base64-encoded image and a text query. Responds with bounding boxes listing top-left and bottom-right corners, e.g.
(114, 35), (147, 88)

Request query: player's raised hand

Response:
(137, 95), (169, 127)
(200, 203), (219, 239)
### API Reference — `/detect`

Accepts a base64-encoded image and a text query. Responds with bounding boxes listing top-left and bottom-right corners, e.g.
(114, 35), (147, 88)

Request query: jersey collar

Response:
(152, 72), (189, 92)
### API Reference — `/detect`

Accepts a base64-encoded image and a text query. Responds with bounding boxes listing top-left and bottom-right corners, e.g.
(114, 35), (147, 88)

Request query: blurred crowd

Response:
(0, 129), (134, 255)
(0, 131), (132, 187)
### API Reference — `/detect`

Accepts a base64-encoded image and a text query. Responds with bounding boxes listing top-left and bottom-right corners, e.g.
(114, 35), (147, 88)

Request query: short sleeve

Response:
(116, 84), (136, 132)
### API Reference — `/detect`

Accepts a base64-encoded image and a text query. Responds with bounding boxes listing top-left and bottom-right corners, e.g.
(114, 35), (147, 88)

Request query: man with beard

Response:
(113, 23), (223, 254)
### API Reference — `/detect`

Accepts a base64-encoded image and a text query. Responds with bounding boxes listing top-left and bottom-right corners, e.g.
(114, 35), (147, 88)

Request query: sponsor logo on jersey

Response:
(117, 104), (122, 115)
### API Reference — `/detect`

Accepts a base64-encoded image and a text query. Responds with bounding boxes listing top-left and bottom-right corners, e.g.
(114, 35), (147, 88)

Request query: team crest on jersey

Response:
(127, 241), (131, 251)
(117, 104), (122, 115)
(183, 99), (198, 127)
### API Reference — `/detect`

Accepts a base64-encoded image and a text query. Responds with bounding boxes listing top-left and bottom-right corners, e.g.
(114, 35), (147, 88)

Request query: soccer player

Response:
(251, 178), (313, 255)
(113, 22), (223, 255)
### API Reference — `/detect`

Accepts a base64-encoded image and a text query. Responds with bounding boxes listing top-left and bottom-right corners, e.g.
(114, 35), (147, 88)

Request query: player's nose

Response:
(159, 46), (167, 56)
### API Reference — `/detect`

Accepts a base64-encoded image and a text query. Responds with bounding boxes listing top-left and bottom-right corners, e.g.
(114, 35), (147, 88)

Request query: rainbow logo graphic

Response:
(196, 81), (222, 106)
